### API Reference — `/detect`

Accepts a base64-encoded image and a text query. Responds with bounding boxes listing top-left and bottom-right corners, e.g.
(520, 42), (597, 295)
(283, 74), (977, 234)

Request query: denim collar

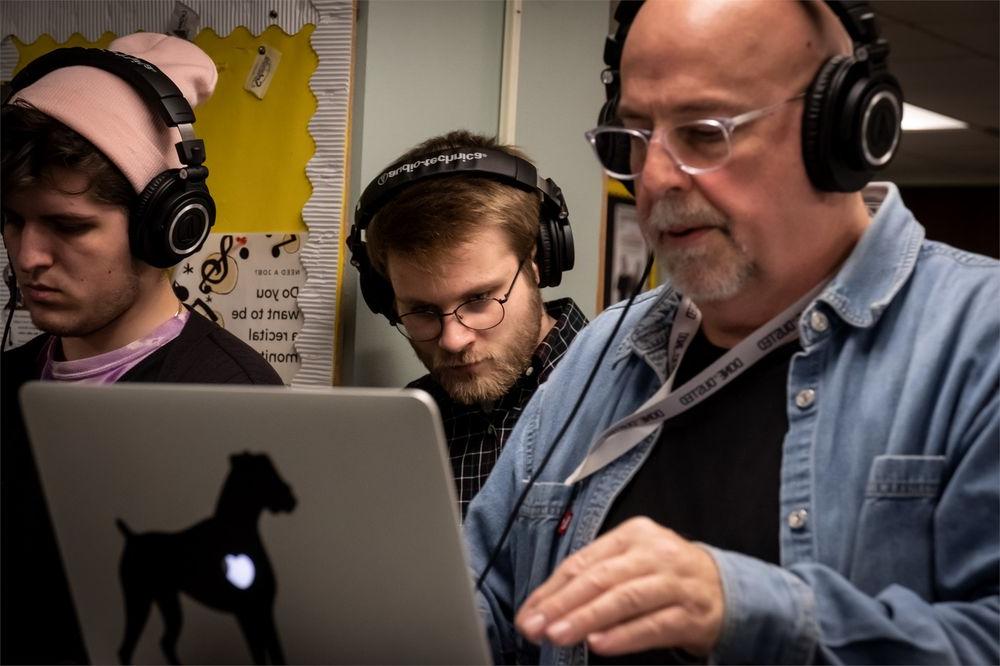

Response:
(616, 183), (924, 373)
(817, 182), (925, 329)
(613, 287), (679, 382)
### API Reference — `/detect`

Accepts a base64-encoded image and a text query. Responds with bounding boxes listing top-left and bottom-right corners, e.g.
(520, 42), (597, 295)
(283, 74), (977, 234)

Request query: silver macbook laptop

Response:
(19, 382), (490, 665)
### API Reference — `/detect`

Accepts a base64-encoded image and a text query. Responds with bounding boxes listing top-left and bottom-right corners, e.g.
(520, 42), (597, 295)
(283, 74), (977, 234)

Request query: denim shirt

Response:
(464, 183), (999, 665)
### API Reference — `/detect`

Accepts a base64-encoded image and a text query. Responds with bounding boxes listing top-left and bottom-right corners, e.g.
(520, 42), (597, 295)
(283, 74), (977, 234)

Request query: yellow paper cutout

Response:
(12, 33), (116, 64)
(606, 178), (634, 201)
(10, 27), (317, 234)
(194, 26), (316, 233)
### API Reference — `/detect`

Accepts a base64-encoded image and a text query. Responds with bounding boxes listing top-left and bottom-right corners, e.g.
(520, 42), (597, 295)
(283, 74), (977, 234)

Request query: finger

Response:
(586, 572), (724, 657)
(520, 517), (659, 613)
(521, 528), (631, 610)
(544, 573), (675, 646)
(516, 553), (656, 642)
(586, 605), (694, 656)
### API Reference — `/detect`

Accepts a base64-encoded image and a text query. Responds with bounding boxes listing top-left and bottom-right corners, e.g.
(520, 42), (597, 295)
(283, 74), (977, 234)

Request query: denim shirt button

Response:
(810, 310), (830, 333)
(795, 388), (816, 409)
(787, 508), (809, 530)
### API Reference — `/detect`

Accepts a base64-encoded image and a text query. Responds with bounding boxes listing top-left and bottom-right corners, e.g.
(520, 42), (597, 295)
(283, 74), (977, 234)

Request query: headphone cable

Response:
(1, 293), (16, 352)
(1, 273), (17, 352)
(475, 251), (655, 592)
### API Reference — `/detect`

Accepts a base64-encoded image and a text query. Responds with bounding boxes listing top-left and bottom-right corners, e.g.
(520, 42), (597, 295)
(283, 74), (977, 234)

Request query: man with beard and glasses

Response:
(465, 1), (998, 664)
(1, 33), (281, 664)
(352, 130), (587, 519)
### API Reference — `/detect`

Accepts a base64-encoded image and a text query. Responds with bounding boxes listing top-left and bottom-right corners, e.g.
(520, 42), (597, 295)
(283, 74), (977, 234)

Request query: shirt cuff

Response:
(705, 546), (820, 664)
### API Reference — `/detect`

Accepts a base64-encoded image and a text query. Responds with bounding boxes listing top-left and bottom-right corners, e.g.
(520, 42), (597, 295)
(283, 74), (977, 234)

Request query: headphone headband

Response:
(599, 1), (888, 106)
(354, 149), (566, 233)
(7, 47), (206, 168)
(349, 145), (575, 319)
(8, 47), (196, 127)
(824, 1), (882, 51)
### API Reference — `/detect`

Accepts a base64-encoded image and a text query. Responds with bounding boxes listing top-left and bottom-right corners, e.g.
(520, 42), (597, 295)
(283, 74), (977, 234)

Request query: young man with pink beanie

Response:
(1, 32), (281, 663)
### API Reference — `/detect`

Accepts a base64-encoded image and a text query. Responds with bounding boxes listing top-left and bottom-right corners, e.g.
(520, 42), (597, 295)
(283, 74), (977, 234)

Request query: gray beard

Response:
(646, 197), (757, 302)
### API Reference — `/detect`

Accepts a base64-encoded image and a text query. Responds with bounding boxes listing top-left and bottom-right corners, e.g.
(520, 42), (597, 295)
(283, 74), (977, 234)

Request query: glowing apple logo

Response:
(224, 553), (256, 590)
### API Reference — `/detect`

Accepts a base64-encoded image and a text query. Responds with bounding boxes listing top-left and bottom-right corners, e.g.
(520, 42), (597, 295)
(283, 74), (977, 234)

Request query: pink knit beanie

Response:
(11, 32), (218, 193)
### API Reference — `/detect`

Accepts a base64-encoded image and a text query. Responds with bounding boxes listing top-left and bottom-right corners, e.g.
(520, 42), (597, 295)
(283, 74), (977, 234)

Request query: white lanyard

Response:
(564, 281), (827, 485)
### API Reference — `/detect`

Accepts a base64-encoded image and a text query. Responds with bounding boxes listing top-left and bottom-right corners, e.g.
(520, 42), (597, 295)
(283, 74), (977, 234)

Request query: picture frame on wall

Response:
(602, 194), (650, 309)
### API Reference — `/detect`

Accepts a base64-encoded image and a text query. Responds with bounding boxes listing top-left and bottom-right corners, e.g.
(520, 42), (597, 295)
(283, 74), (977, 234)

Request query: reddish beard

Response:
(413, 283), (544, 405)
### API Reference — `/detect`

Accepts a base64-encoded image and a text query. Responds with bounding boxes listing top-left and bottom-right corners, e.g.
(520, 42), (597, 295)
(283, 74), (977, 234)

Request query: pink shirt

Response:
(41, 309), (190, 384)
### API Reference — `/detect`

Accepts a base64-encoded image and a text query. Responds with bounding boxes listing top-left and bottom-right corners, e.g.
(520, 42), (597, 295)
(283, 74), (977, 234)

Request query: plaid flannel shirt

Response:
(407, 298), (588, 518)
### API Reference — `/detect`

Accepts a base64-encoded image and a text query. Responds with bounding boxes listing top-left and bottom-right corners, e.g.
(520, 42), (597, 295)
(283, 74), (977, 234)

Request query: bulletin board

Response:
(0, 0), (353, 386)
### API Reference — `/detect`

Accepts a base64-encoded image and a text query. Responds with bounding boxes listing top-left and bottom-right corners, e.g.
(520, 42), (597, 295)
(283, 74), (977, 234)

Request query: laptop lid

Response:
(19, 382), (490, 665)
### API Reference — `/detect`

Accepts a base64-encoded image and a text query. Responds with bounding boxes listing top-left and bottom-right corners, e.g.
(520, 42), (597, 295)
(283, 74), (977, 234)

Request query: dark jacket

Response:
(1, 310), (282, 664)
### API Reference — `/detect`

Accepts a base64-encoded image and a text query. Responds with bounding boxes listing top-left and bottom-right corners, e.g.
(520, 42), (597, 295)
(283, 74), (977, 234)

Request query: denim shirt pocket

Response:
(849, 455), (946, 600)
(509, 481), (576, 605)
(507, 481), (576, 664)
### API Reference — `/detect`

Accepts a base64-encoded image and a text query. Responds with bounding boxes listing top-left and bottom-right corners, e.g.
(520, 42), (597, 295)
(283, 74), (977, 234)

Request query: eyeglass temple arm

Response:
(728, 92), (808, 128)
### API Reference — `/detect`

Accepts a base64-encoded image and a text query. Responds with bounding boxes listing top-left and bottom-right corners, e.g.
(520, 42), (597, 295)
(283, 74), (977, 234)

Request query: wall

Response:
(343, 0), (505, 387)
(898, 186), (1000, 258)
(514, 0), (608, 319)
(342, 0), (609, 387)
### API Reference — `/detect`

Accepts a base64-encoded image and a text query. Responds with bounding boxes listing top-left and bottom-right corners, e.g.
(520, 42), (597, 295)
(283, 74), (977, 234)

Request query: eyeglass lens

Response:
(397, 298), (506, 342)
(591, 122), (732, 178)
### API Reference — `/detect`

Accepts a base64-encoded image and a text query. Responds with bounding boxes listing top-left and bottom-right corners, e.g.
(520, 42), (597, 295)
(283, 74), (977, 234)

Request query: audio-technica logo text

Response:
(105, 49), (158, 73)
(377, 151), (488, 186)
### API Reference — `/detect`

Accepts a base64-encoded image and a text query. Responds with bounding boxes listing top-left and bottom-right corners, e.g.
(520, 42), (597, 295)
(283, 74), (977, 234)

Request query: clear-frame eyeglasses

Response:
(394, 261), (525, 342)
(585, 93), (806, 180)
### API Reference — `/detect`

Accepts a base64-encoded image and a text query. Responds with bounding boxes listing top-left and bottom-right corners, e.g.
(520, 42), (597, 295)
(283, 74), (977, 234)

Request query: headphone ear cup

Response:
(596, 94), (636, 197)
(131, 170), (215, 268)
(357, 251), (396, 320)
(347, 224), (397, 321)
(535, 219), (556, 288)
(598, 92), (618, 127)
(843, 72), (903, 177)
(802, 56), (847, 192)
(803, 53), (901, 193)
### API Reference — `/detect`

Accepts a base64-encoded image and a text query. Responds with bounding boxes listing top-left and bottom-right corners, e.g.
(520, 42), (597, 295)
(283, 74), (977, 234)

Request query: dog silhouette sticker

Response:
(115, 452), (296, 665)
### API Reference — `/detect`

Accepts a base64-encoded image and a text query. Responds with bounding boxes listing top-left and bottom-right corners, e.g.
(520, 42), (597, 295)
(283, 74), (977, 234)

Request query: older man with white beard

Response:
(463, 1), (999, 664)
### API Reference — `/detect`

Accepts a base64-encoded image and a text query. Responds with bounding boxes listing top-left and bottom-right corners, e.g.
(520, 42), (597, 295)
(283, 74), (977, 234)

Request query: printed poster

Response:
(171, 232), (306, 384)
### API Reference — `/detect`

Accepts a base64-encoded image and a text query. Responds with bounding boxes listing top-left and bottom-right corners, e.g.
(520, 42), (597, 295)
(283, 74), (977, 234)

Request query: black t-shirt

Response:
(590, 327), (799, 665)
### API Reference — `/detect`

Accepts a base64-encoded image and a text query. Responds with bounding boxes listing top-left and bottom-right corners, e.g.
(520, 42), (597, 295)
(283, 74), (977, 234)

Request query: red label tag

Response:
(557, 509), (573, 535)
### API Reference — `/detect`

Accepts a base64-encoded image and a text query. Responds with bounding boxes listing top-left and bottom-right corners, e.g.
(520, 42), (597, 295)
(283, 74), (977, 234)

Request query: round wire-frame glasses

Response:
(585, 93), (806, 180)
(394, 261), (525, 342)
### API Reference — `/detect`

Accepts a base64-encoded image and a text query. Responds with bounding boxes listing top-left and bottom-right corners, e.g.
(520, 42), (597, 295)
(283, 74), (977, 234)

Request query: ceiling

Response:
(857, 1), (997, 185)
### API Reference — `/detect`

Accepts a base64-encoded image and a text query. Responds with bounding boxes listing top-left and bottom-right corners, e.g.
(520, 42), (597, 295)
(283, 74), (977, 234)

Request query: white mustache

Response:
(646, 198), (730, 234)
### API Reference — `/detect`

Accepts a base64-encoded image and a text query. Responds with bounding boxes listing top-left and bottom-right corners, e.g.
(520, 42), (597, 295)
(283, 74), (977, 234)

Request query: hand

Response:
(514, 517), (724, 657)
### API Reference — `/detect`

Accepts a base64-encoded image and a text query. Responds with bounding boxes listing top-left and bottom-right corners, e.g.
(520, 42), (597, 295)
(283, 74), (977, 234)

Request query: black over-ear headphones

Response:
(348, 149), (575, 321)
(596, 0), (644, 196)
(5, 47), (216, 268)
(803, 1), (902, 191)
(597, 0), (903, 193)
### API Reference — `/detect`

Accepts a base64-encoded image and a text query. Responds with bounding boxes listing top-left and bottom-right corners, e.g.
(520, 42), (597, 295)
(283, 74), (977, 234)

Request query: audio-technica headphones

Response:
(348, 149), (575, 322)
(5, 47), (216, 268)
(597, 0), (903, 193)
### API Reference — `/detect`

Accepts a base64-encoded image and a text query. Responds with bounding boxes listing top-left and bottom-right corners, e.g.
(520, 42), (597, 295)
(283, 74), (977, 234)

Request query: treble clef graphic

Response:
(199, 235), (239, 295)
